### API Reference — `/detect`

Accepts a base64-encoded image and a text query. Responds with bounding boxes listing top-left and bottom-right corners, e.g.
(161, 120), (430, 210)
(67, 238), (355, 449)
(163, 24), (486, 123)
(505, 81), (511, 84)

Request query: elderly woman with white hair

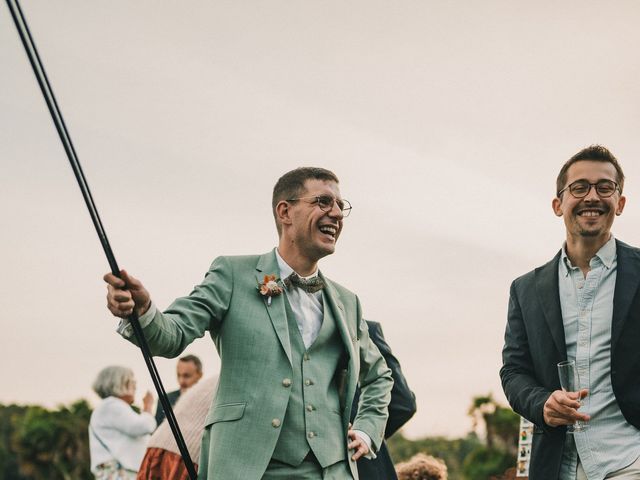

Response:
(89, 366), (156, 479)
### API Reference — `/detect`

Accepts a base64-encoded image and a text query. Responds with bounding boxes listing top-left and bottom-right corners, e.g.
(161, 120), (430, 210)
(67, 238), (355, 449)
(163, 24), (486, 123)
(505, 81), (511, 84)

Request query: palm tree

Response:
(467, 394), (519, 454)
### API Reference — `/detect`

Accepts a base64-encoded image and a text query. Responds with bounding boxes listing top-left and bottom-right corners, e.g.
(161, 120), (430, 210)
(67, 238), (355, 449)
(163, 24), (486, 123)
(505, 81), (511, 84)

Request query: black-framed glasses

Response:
(287, 195), (352, 217)
(557, 179), (620, 199)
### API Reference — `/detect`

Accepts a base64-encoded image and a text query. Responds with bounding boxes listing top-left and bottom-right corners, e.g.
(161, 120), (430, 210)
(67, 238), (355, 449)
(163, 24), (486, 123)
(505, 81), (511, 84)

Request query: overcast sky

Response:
(2, 1), (640, 438)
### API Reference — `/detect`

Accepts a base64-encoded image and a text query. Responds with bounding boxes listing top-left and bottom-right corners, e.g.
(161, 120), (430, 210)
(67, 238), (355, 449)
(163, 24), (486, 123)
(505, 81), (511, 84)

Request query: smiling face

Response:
(279, 178), (344, 265)
(552, 160), (625, 243)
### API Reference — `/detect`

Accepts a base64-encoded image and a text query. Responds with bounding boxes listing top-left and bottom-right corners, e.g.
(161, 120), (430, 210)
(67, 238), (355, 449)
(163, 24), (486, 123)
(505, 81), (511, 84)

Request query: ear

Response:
(552, 196), (564, 217)
(275, 200), (293, 226)
(616, 195), (626, 216)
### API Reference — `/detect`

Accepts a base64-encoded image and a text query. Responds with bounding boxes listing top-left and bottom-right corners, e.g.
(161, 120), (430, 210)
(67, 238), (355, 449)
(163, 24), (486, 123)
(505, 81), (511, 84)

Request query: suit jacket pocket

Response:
(204, 402), (246, 427)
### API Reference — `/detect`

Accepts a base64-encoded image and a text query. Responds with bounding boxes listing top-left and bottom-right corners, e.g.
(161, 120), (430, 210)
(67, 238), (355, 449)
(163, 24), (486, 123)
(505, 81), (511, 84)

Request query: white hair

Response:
(92, 366), (135, 399)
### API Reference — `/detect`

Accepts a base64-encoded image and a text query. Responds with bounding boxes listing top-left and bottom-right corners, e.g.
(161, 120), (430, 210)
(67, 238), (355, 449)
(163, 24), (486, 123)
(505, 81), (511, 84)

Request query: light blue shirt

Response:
(558, 236), (640, 480)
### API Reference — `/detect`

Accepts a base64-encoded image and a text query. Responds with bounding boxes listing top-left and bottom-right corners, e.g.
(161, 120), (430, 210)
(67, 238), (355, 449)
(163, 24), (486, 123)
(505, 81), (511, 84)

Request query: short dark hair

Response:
(556, 145), (625, 196)
(272, 167), (339, 235)
(179, 354), (202, 373)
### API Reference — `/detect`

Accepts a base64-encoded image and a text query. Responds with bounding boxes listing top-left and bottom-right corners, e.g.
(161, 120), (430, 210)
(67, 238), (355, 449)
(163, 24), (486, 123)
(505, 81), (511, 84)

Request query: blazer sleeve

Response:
(123, 256), (233, 358)
(367, 321), (417, 438)
(500, 280), (552, 429)
(352, 300), (394, 453)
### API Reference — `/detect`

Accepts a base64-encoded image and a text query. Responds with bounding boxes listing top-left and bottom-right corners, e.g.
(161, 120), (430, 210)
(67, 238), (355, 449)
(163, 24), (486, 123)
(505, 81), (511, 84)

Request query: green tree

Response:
(468, 394), (519, 455)
(386, 393), (521, 480)
(0, 404), (28, 479)
(466, 394), (519, 479)
(10, 400), (92, 480)
(388, 433), (482, 480)
(461, 446), (515, 480)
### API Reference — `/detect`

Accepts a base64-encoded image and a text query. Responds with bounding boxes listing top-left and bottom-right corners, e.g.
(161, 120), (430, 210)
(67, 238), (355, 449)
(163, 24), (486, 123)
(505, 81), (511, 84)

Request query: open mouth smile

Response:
(319, 224), (338, 240)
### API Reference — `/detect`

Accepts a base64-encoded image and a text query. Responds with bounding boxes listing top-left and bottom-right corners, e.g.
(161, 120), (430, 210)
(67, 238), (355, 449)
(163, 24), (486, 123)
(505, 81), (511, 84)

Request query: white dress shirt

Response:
(275, 248), (324, 348)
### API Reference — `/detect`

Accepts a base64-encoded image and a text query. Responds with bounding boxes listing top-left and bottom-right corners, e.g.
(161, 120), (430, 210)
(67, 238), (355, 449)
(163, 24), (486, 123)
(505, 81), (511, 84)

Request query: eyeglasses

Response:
(557, 179), (620, 199)
(287, 195), (352, 217)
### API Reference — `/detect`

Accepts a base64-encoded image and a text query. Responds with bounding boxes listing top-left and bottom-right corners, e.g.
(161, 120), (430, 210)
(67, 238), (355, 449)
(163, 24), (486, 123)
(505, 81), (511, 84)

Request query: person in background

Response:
(138, 376), (218, 479)
(154, 354), (203, 426)
(395, 453), (448, 480)
(352, 320), (417, 480)
(89, 366), (156, 479)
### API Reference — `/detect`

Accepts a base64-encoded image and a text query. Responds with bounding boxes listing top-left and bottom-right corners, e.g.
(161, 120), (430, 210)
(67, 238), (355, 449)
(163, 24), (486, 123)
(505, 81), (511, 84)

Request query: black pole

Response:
(5, 2), (198, 478)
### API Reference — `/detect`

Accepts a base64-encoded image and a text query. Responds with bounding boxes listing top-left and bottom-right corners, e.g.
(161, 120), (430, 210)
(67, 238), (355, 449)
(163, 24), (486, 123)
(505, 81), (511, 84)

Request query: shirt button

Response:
(306, 404), (314, 412)
(305, 379), (314, 386)
(303, 353), (310, 361)
(282, 378), (292, 387)
(272, 419), (281, 428)
(308, 432), (315, 438)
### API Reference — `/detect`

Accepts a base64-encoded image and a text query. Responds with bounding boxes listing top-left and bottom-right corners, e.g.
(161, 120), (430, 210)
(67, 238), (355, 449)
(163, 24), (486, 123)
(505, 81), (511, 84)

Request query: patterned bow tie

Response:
(283, 272), (325, 293)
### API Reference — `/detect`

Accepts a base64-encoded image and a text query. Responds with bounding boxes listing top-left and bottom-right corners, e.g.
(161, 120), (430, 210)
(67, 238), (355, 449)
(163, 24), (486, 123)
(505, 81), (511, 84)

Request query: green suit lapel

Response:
(321, 272), (356, 361)
(321, 272), (359, 419)
(255, 250), (292, 365)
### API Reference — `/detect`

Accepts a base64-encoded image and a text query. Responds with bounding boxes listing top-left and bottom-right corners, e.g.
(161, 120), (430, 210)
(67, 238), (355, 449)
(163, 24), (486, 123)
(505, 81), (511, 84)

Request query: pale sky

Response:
(2, 1), (640, 439)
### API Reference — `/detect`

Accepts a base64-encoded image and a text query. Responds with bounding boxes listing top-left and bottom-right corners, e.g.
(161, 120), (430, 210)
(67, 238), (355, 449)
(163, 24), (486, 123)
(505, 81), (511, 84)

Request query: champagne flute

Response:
(557, 360), (588, 433)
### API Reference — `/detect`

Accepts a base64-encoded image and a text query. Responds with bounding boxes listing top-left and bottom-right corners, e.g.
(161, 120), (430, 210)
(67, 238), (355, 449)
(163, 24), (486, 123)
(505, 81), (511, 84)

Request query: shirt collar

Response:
(561, 234), (616, 275)
(275, 248), (319, 280)
(596, 234), (616, 269)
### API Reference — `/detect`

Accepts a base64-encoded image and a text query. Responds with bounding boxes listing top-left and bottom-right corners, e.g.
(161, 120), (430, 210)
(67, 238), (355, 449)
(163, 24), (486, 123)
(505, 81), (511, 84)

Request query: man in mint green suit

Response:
(104, 167), (393, 479)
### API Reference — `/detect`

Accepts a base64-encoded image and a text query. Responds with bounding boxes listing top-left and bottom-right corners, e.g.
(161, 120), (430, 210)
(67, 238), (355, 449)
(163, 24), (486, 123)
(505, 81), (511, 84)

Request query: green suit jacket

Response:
(130, 250), (393, 479)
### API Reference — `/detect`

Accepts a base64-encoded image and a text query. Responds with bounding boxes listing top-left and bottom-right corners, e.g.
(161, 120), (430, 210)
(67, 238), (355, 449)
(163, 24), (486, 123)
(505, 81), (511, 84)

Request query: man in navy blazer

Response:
(501, 145), (640, 480)
(154, 355), (203, 426)
(352, 320), (417, 480)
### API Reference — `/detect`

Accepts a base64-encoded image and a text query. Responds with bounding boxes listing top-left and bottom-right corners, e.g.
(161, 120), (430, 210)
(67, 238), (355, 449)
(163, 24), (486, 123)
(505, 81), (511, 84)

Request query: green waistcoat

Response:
(270, 293), (347, 467)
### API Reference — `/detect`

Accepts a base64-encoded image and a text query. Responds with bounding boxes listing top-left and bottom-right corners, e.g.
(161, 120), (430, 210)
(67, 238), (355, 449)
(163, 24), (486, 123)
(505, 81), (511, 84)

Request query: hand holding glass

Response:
(557, 360), (588, 433)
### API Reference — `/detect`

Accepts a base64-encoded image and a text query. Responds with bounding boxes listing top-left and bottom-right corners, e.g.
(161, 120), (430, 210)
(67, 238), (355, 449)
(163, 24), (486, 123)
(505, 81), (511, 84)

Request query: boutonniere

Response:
(258, 274), (283, 306)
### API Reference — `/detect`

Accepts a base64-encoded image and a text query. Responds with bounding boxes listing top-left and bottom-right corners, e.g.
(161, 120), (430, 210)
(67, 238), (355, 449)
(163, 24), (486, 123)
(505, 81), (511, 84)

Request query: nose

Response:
(328, 201), (344, 219)
(584, 185), (600, 202)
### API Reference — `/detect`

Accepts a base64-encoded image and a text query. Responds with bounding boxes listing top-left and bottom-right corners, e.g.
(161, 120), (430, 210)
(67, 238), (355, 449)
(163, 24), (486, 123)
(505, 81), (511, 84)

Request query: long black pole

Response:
(5, 2), (198, 478)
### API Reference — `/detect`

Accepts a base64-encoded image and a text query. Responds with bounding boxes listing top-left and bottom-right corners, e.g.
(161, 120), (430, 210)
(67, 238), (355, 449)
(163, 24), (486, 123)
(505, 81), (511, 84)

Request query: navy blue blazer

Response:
(500, 240), (640, 480)
(154, 389), (181, 426)
(352, 320), (417, 480)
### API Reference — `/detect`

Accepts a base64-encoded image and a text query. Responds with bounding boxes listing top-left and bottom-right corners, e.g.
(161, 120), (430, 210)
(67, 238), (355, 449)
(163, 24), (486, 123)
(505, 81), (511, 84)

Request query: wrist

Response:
(137, 298), (152, 317)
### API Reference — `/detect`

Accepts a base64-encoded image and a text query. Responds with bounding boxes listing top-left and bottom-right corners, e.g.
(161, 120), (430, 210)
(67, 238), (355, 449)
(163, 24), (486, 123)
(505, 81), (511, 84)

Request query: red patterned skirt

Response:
(136, 448), (198, 480)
